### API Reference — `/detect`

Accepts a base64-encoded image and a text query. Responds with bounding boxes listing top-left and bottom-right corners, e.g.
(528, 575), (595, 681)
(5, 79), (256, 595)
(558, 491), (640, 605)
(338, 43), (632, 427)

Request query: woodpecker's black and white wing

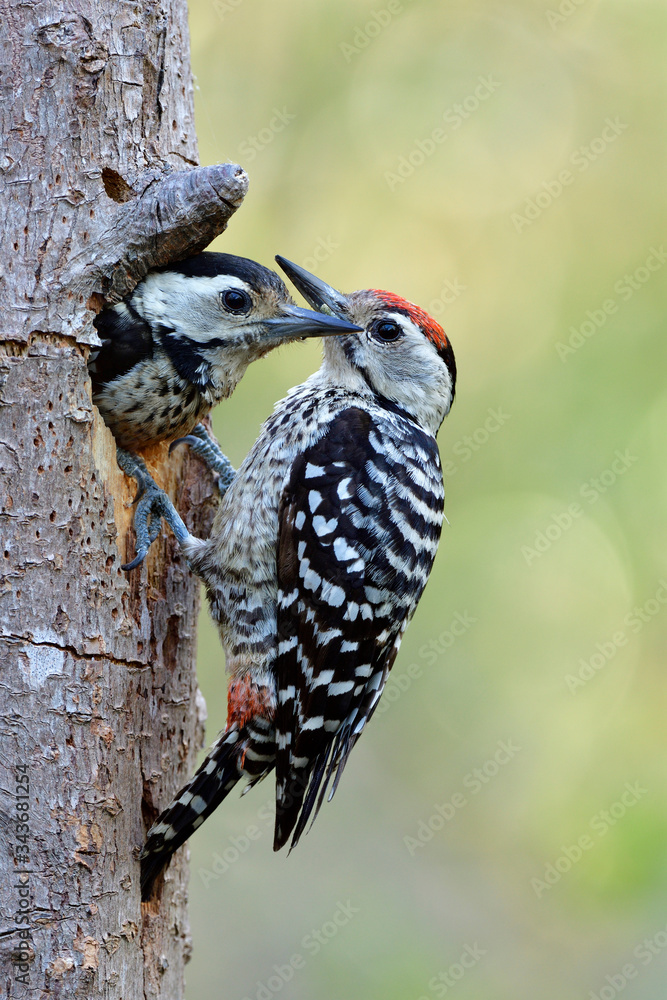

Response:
(88, 299), (154, 394)
(274, 406), (444, 850)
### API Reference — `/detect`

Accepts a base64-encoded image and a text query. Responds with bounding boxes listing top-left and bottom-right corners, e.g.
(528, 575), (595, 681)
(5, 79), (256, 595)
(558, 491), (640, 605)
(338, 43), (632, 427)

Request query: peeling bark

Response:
(0, 2), (245, 997)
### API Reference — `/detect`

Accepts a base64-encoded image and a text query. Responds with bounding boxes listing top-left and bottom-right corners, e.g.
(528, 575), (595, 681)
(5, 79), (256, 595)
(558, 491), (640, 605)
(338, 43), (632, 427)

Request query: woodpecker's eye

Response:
(371, 320), (402, 344)
(220, 289), (252, 314)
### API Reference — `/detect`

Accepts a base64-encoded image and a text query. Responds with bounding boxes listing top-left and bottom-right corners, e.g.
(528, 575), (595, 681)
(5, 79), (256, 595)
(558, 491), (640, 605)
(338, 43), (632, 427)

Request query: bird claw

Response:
(116, 447), (190, 570)
(169, 423), (236, 495)
(121, 487), (165, 570)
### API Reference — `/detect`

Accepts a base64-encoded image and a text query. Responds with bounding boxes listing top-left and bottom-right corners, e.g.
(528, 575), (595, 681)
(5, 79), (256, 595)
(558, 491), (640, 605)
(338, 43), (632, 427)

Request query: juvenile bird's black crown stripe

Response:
(158, 251), (289, 298)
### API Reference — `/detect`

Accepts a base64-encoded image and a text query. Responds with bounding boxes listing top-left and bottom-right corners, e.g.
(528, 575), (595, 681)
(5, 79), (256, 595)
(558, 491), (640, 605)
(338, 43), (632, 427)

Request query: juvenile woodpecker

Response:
(89, 251), (360, 451)
(137, 260), (456, 897)
(89, 252), (360, 566)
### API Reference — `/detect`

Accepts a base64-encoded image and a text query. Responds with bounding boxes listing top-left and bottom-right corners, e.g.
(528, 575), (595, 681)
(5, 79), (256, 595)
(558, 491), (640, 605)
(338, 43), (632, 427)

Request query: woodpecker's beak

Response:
(275, 257), (350, 320)
(263, 302), (360, 341)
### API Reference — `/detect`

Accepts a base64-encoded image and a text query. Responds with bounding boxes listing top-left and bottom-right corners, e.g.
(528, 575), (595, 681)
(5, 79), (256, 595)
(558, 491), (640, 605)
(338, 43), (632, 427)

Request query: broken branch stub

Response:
(63, 161), (249, 340)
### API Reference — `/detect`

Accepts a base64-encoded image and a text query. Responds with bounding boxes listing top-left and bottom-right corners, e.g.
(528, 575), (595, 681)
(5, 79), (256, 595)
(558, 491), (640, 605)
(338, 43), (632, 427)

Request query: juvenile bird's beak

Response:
(275, 258), (350, 319)
(264, 302), (360, 341)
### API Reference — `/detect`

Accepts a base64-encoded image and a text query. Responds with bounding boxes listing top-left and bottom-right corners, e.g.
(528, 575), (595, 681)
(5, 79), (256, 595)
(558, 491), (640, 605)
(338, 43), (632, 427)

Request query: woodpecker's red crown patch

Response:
(372, 290), (449, 353)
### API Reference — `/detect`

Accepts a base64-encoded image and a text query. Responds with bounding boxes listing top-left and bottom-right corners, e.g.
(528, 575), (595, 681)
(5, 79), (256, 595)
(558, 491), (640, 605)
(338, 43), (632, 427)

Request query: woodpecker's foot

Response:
(116, 447), (193, 570)
(169, 423), (236, 495)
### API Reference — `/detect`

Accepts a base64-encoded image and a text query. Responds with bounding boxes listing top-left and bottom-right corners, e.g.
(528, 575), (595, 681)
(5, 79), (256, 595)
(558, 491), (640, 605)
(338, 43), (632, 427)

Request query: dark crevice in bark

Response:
(101, 169), (136, 204)
(2, 635), (148, 671)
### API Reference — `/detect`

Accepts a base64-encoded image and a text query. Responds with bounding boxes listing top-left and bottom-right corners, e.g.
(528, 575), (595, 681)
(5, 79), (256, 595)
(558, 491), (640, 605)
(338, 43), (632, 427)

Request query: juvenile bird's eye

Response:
(372, 320), (402, 343)
(221, 289), (252, 314)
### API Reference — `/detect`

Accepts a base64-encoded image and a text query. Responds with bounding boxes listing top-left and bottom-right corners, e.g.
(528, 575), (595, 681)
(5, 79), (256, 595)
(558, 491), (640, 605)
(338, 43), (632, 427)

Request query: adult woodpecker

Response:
(89, 252), (360, 565)
(136, 259), (456, 897)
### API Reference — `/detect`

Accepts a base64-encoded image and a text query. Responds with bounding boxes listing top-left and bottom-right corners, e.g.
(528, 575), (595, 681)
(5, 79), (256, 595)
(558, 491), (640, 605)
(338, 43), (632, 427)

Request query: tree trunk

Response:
(0, 3), (246, 997)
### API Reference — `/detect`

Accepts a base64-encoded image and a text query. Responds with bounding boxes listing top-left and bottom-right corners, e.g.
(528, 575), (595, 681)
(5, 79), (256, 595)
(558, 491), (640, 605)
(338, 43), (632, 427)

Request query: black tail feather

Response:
(140, 728), (243, 899)
(273, 724), (360, 853)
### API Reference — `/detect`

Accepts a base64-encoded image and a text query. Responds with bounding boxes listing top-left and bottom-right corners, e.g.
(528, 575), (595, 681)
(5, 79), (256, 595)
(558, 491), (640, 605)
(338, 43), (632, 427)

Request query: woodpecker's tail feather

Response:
(140, 727), (244, 899)
(273, 661), (394, 853)
(273, 723), (361, 853)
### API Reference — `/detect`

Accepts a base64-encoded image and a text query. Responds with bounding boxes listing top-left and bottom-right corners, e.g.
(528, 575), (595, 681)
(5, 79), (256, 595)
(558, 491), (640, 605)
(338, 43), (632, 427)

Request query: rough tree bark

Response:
(0, 3), (247, 997)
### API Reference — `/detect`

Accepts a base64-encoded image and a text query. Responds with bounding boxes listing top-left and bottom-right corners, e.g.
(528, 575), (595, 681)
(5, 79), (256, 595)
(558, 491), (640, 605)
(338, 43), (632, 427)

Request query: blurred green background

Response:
(185, 2), (667, 997)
